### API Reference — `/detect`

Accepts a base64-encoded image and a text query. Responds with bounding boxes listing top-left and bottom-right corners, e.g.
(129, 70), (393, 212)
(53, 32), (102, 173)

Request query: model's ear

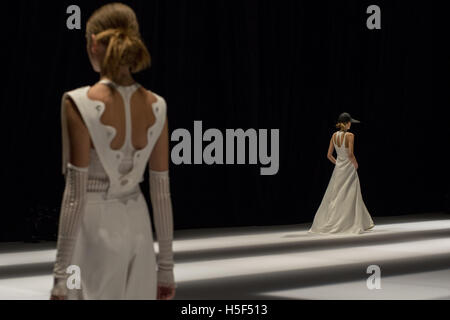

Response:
(90, 34), (98, 54)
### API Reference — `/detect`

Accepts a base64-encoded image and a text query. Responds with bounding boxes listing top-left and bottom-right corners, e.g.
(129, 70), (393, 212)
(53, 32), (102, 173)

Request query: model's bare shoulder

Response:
(138, 86), (158, 107)
(64, 96), (83, 123)
(87, 82), (115, 104)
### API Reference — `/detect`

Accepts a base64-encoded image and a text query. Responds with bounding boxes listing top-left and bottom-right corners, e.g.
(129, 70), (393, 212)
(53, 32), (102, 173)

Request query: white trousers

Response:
(67, 192), (157, 300)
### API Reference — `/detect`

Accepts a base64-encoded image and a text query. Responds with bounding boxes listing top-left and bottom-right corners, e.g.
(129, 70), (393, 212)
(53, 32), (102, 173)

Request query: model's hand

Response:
(50, 278), (68, 300)
(354, 161), (359, 170)
(157, 284), (176, 300)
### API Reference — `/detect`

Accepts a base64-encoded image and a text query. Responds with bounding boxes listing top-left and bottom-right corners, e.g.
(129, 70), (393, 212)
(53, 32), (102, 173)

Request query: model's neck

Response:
(100, 68), (135, 86)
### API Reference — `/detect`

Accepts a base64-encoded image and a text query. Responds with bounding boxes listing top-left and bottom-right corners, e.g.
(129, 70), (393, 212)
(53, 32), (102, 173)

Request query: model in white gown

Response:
(309, 130), (374, 234)
(51, 3), (176, 300)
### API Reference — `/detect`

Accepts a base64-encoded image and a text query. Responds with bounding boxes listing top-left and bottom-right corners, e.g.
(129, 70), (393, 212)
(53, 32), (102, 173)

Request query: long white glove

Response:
(149, 170), (176, 288)
(51, 163), (88, 297)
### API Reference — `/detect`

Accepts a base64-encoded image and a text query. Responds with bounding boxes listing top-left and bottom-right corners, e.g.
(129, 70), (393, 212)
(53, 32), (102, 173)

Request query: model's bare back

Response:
(332, 131), (354, 149)
(87, 83), (157, 151)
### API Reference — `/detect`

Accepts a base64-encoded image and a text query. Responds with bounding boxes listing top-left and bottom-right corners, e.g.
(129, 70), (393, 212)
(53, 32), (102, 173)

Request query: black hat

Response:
(337, 112), (360, 124)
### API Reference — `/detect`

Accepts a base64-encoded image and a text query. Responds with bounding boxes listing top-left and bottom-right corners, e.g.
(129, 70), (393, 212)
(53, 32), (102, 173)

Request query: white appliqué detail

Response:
(117, 191), (141, 205)
(64, 82), (166, 202)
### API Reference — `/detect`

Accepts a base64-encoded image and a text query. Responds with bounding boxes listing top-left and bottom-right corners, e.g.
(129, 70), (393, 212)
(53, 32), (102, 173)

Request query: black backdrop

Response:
(0, 0), (447, 241)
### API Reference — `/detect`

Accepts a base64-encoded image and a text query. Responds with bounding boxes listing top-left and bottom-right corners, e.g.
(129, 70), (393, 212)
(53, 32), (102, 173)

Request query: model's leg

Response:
(124, 195), (158, 300)
(124, 242), (158, 299)
(69, 198), (132, 300)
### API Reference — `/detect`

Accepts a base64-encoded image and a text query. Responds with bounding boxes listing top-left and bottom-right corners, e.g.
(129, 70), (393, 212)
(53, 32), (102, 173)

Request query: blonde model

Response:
(309, 113), (374, 234)
(51, 3), (176, 299)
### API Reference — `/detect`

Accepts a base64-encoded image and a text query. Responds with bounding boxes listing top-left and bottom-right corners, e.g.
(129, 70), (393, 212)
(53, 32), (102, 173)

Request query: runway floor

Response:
(0, 213), (449, 300)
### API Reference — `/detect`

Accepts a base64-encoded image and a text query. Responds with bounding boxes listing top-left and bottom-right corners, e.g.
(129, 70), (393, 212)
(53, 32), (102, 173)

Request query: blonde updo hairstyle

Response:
(336, 122), (349, 131)
(86, 3), (151, 80)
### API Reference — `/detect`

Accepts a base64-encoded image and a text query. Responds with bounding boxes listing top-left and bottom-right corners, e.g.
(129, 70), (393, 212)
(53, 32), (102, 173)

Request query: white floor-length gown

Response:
(309, 131), (374, 234)
(59, 80), (168, 299)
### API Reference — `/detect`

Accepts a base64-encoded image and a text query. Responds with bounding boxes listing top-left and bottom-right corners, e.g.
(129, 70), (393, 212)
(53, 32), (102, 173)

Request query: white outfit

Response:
(52, 79), (175, 299)
(309, 131), (374, 234)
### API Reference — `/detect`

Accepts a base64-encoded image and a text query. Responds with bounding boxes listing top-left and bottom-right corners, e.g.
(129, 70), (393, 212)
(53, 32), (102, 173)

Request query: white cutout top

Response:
(61, 80), (167, 201)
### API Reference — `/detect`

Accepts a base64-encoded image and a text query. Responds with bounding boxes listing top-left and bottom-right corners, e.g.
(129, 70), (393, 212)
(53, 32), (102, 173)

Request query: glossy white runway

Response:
(0, 213), (449, 300)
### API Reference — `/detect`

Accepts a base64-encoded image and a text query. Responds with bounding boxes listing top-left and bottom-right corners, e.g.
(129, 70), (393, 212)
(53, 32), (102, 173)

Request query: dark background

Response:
(0, 0), (447, 241)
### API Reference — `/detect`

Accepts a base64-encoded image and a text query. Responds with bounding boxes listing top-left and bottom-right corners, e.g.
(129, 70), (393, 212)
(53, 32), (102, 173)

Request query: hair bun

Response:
(336, 122), (347, 130)
(86, 3), (151, 80)
(96, 27), (132, 41)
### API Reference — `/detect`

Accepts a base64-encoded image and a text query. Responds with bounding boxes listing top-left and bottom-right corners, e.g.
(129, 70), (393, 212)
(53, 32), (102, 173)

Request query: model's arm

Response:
(327, 133), (336, 165)
(149, 116), (176, 299)
(51, 97), (90, 300)
(346, 133), (358, 169)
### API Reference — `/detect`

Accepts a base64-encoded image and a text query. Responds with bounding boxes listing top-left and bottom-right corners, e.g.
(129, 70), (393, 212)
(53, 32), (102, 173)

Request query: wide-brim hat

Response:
(337, 112), (360, 124)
